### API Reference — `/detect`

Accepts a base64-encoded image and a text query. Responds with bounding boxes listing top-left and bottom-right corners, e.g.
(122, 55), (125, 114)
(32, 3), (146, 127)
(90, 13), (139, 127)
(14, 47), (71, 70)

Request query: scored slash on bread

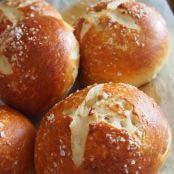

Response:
(0, 0), (79, 116)
(75, 0), (169, 87)
(35, 83), (172, 174)
(0, 0), (172, 174)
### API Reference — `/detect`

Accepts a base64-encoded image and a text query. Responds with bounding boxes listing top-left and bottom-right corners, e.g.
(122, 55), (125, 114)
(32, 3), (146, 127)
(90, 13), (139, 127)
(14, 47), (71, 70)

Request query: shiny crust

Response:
(0, 105), (36, 174)
(74, 0), (169, 87)
(0, 0), (79, 116)
(0, 0), (61, 33)
(35, 83), (172, 174)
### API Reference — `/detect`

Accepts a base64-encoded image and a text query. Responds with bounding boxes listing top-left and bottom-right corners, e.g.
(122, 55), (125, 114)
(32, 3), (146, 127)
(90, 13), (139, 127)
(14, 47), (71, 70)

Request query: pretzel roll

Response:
(0, 0), (79, 116)
(0, 0), (61, 33)
(75, 0), (169, 87)
(0, 105), (36, 174)
(35, 83), (172, 174)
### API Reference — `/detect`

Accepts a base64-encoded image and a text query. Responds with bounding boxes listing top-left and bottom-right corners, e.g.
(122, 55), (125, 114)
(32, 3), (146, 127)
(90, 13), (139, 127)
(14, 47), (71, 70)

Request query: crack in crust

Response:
(80, 0), (139, 40)
(69, 84), (143, 167)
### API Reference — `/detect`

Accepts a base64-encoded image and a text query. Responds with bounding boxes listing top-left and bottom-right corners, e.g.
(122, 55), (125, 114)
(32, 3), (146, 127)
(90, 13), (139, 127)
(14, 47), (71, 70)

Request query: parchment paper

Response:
(47, 0), (174, 173)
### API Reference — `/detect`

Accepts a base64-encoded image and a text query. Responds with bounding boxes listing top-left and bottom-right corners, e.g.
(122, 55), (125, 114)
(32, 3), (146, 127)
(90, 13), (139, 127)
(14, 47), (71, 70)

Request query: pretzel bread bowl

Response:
(0, 105), (36, 174)
(0, 0), (79, 116)
(74, 0), (169, 87)
(35, 83), (172, 174)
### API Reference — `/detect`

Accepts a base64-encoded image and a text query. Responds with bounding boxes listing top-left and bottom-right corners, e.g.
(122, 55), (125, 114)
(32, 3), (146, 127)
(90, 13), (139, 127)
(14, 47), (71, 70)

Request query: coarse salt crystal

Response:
(47, 114), (55, 123)
(117, 71), (122, 77)
(60, 149), (66, 157)
(131, 160), (136, 165)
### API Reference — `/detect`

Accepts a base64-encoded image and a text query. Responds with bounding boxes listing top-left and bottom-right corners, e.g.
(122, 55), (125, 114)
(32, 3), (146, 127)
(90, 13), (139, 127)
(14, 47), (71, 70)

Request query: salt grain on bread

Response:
(0, 0), (62, 33)
(0, 105), (36, 174)
(75, 0), (169, 87)
(0, 0), (79, 116)
(35, 83), (172, 174)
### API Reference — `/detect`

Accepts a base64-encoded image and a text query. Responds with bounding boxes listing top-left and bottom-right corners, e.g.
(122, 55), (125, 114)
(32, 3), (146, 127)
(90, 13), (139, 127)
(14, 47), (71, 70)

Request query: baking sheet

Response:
(48, 0), (174, 173)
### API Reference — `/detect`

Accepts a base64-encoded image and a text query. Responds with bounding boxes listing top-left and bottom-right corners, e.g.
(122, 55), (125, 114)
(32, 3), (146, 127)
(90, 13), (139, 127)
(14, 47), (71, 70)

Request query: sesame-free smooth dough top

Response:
(0, 0), (79, 116)
(75, 0), (169, 87)
(35, 83), (172, 174)
(0, 105), (36, 174)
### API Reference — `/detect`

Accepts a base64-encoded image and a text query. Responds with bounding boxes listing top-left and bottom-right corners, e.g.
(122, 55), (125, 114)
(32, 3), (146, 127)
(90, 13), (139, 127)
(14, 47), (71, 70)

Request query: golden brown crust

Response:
(0, 105), (36, 174)
(0, 0), (61, 33)
(0, 0), (79, 116)
(74, 0), (169, 87)
(35, 83), (171, 174)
